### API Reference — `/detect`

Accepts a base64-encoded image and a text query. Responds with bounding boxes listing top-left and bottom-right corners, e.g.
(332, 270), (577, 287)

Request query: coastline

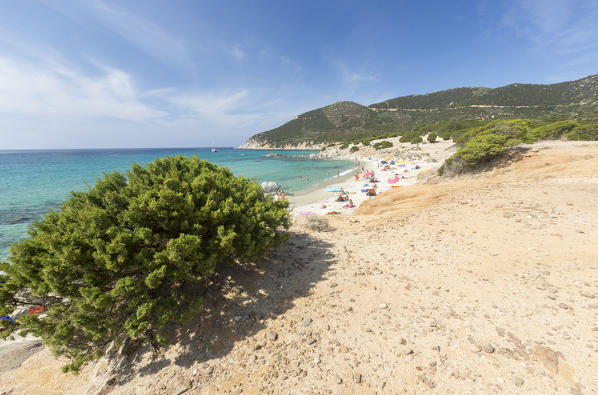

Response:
(287, 137), (458, 215)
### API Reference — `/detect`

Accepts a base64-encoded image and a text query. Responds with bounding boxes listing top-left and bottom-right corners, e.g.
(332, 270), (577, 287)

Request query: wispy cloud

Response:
(226, 45), (247, 60)
(0, 56), (163, 122)
(337, 61), (377, 84)
(502, 0), (598, 54)
(83, 0), (193, 72)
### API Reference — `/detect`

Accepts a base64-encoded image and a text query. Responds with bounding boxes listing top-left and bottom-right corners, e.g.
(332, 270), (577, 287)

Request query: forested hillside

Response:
(243, 74), (598, 147)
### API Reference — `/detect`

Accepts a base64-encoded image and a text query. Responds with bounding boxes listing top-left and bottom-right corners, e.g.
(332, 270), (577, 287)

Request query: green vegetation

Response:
(373, 140), (393, 150)
(439, 118), (598, 174)
(427, 133), (437, 143)
(339, 143), (349, 150)
(0, 156), (290, 372)
(350, 146), (360, 152)
(246, 74), (598, 147)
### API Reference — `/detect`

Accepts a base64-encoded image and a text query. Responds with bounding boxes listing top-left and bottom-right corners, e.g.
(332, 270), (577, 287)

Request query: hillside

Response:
(242, 74), (598, 148)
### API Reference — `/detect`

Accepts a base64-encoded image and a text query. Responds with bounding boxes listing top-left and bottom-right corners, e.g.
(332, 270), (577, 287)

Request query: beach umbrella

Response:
(388, 176), (399, 184)
(363, 171), (374, 177)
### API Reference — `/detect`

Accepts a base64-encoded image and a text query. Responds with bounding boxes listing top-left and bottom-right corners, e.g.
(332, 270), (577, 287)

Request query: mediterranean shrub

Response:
(0, 155), (290, 372)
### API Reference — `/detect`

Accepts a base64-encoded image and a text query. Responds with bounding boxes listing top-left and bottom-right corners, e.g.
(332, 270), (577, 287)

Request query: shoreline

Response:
(286, 138), (458, 215)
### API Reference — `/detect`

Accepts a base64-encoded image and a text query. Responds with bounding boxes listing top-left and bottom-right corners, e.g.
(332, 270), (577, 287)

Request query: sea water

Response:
(0, 147), (353, 260)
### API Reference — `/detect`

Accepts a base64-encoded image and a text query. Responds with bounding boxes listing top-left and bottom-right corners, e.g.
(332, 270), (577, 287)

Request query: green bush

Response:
(373, 140), (393, 150)
(454, 133), (511, 167)
(339, 143), (349, 150)
(566, 124), (598, 140)
(427, 133), (437, 143)
(350, 146), (360, 152)
(0, 156), (290, 372)
(528, 120), (578, 141)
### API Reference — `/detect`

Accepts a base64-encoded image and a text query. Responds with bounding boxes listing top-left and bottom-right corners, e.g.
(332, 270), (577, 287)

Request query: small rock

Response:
(548, 294), (557, 300)
(307, 338), (317, 345)
(580, 291), (596, 299)
(419, 375), (436, 388)
(174, 386), (188, 395)
(303, 318), (312, 327)
(429, 361), (437, 367)
(335, 375), (343, 384)
(268, 332), (278, 341)
(471, 345), (482, 353)
(353, 372), (362, 383)
(379, 303), (388, 309)
(431, 345), (440, 352)
(400, 338), (407, 345)
(254, 343), (263, 351)
(513, 377), (524, 387)
(398, 345), (414, 356)
(558, 303), (569, 309)
(483, 343), (495, 353)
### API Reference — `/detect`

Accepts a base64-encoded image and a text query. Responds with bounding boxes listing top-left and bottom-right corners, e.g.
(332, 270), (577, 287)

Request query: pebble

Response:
(580, 290), (596, 299)
(268, 332), (278, 341)
(483, 343), (495, 353)
(303, 318), (312, 327)
(432, 345), (440, 352)
(420, 375), (436, 388)
(513, 377), (524, 387)
(174, 386), (188, 395)
(379, 303), (388, 309)
(400, 338), (407, 345)
(307, 338), (317, 345)
(471, 345), (482, 353)
(558, 303), (569, 309)
(335, 375), (343, 384)
(353, 372), (362, 383)
(398, 346), (414, 356)
(548, 294), (557, 300)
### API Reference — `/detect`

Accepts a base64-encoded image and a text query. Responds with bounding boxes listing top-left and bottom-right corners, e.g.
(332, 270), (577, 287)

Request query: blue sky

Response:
(1, 0), (597, 149)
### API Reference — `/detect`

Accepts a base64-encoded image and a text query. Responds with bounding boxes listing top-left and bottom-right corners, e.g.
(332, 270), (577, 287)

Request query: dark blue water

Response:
(0, 147), (352, 260)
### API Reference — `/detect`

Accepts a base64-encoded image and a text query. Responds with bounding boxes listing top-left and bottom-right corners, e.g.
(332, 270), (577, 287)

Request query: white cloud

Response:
(227, 45), (247, 60)
(337, 61), (377, 84)
(83, 0), (193, 72)
(0, 56), (163, 122)
(502, 0), (598, 52)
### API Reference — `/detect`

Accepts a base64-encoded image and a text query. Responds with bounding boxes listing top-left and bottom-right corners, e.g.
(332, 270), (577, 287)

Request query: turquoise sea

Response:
(0, 148), (353, 260)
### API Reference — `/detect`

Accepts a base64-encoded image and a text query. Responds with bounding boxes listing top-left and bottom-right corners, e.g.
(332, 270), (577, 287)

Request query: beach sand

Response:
(289, 138), (456, 216)
(2, 141), (597, 394)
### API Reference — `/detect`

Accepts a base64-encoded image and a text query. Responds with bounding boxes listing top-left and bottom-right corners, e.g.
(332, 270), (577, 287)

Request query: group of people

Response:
(334, 188), (354, 208)
(273, 190), (286, 202)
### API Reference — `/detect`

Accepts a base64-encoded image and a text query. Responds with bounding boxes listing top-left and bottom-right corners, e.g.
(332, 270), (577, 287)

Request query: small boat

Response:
(210, 142), (217, 152)
(211, 147), (217, 152)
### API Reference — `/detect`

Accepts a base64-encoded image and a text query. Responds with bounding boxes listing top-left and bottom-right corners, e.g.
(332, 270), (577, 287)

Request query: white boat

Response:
(211, 142), (217, 152)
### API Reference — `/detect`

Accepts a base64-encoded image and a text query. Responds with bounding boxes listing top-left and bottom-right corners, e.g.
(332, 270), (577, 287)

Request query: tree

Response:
(0, 155), (290, 372)
(427, 133), (437, 143)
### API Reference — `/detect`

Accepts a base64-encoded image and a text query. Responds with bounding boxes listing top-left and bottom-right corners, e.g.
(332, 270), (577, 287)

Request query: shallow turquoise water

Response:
(0, 147), (352, 260)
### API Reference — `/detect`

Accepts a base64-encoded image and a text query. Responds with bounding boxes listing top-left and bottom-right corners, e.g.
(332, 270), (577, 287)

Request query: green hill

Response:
(244, 74), (598, 147)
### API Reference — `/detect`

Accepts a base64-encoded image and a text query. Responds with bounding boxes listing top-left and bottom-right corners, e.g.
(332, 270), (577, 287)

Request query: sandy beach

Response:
(1, 141), (598, 394)
(289, 137), (456, 216)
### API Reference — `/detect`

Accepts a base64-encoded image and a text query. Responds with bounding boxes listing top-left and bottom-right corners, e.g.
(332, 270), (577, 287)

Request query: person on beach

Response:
(273, 192), (279, 202)
(281, 191), (285, 200)
(337, 169), (339, 177)
(355, 173), (359, 180)
(299, 176), (303, 182)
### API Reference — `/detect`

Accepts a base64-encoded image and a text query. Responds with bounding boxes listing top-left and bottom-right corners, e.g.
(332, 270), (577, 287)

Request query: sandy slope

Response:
(1, 142), (598, 394)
